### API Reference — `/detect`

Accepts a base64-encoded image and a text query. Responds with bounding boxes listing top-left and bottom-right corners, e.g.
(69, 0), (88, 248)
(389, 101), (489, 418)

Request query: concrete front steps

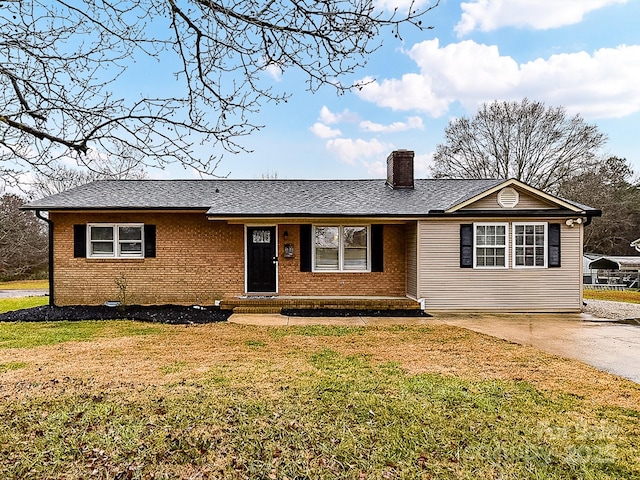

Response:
(220, 295), (421, 315)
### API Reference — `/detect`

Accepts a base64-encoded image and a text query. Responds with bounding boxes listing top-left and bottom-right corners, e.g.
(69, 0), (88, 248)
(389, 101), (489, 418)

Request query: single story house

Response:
(24, 150), (600, 312)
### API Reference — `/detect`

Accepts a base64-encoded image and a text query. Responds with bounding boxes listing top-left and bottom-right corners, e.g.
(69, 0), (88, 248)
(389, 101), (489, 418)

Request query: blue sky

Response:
(143, 1), (640, 180)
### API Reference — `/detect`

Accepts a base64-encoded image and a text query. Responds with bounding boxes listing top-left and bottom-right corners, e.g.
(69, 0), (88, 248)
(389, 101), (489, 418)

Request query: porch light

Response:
(565, 218), (583, 227)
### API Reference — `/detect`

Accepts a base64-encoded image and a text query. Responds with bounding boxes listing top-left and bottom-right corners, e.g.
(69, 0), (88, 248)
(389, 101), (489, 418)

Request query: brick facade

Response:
(50, 212), (408, 306)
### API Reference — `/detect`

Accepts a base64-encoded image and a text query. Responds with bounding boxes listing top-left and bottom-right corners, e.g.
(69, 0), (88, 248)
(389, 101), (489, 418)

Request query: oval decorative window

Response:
(498, 187), (519, 208)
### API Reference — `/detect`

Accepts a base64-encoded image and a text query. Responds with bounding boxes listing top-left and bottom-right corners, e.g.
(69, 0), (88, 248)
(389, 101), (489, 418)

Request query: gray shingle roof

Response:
(24, 178), (594, 216)
(24, 179), (505, 216)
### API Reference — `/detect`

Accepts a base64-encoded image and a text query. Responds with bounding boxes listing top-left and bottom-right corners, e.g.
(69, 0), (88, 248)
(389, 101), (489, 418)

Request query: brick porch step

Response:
(221, 296), (421, 313)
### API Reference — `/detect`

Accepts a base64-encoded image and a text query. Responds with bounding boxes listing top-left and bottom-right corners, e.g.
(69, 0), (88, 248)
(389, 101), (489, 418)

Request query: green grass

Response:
(0, 361), (27, 373)
(0, 320), (166, 349)
(269, 324), (366, 338)
(584, 289), (640, 304)
(0, 296), (48, 314)
(0, 279), (48, 290)
(0, 322), (638, 478)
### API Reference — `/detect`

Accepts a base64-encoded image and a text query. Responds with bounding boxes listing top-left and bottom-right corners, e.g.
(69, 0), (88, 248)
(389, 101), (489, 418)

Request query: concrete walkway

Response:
(229, 313), (432, 326)
(0, 289), (48, 298)
(229, 312), (640, 383)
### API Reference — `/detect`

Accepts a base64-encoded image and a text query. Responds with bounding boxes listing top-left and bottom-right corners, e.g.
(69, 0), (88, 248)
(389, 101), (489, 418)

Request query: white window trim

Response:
(473, 222), (509, 269)
(512, 222), (548, 268)
(312, 225), (371, 273)
(87, 223), (145, 259)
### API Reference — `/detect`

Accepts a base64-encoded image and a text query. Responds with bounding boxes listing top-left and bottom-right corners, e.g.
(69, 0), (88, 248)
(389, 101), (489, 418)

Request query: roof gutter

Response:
(35, 210), (54, 306)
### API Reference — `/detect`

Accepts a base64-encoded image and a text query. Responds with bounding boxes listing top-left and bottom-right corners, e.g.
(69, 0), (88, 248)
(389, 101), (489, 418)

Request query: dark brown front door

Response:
(247, 227), (277, 292)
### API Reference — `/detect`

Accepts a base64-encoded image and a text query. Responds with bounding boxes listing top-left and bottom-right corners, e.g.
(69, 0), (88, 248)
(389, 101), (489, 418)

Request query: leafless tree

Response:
(431, 99), (607, 193)
(30, 155), (148, 198)
(1, 0), (438, 188)
(558, 156), (640, 255)
(0, 194), (48, 280)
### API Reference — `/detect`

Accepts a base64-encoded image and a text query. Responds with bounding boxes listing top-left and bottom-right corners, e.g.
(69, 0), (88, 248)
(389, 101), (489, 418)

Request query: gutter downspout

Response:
(35, 210), (54, 306)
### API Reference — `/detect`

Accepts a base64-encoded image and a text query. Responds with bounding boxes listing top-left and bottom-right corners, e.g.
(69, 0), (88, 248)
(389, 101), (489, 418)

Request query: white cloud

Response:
(357, 39), (640, 119)
(359, 116), (424, 133)
(309, 122), (342, 139)
(456, 0), (627, 36)
(374, 0), (434, 14)
(319, 106), (358, 124)
(414, 152), (433, 178)
(356, 73), (450, 117)
(263, 63), (283, 82)
(326, 138), (394, 165)
(361, 159), (387, 177)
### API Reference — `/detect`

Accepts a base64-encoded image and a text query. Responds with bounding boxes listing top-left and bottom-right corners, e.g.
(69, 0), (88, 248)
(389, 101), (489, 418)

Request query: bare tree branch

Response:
(431, 99), (607, 193)
(1, 0), (439, 187)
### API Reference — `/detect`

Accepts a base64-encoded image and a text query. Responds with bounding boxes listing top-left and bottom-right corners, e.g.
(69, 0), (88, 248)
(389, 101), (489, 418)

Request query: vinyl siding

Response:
(417, 219), (582, 312)
(462, 189), (557, 210)
(406, 222), (418, 298)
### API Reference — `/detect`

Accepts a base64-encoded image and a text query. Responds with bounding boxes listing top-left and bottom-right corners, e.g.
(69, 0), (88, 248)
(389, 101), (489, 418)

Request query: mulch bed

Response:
(0, 305), (231, 324)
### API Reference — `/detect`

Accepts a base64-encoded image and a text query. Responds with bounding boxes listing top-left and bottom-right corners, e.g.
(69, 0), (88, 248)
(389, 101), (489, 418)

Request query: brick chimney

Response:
(386, 150), (414, 189)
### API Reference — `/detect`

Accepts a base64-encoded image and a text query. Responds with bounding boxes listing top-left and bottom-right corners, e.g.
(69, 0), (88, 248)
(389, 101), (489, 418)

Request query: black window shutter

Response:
(460, 224), (473, 268)
(548, 223), (561, 268)
(144, 224), (156, 258)
(300, 224), (311, 272)
(73, 224), (86, 258)
(371, 224), (384, 272)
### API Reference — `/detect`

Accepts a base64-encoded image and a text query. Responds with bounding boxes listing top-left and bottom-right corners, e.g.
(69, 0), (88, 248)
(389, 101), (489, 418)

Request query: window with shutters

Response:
(87, 224), (144, 258)
(474, 223), (508, 268)
(513, 222), (547, 267)
(313, 225), (369, 272)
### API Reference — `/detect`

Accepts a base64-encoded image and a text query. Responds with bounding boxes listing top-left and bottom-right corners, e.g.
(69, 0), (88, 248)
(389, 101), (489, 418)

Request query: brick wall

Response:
(50, 212), (408, 305)
(51, 211), (245, 306)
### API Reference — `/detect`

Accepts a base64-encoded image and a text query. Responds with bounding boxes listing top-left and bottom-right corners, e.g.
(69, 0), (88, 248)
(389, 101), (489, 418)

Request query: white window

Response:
(474, 223), (508, 268)
(88, 224), (144, 258)
(513, 223), (547, 267)
(313, 225), (369, 272)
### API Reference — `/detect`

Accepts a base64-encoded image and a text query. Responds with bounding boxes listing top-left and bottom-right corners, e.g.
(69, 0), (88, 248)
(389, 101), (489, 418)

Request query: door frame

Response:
(244, 224), (279, 294)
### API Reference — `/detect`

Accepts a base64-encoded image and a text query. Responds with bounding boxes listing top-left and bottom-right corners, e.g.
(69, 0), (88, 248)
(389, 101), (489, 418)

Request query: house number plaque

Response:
(252, 230), (271, 244)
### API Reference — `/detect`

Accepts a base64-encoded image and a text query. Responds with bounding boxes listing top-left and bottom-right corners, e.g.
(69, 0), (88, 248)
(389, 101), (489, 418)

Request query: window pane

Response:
(475, 224), (506, 267)
(120, 242), (142, 254)
(315, 248), (339, 270)
(514, 223), (546, 267)
(119, 226), (142, 241)
(91, 242), (113, 255)
(344, 248), (367, 270)
(91, 226), (113, 241)
(344, 227), (366, 248)
(343, 227), (367, 270)
(315, 227), (339, 248)
(315, 227), (339, 270)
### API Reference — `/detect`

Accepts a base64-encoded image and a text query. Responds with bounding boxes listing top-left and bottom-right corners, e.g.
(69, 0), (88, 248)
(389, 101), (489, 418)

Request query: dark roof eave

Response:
(21, 206), (211, 211)
(426, 209), (601, 217)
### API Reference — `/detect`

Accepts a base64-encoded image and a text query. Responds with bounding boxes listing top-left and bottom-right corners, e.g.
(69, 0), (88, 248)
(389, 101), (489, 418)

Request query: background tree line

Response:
(432, 98), (640, 256)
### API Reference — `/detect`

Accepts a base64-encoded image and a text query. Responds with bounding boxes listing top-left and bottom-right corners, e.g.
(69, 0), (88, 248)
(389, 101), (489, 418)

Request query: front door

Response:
(246, 226), (277, 293)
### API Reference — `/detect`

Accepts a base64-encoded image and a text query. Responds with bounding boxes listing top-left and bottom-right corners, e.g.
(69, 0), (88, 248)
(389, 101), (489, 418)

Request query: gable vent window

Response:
(497, 187), (519, 208)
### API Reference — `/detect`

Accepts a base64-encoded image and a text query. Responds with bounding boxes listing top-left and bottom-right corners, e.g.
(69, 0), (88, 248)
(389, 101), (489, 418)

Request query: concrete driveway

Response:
(432, 313), (640, 383)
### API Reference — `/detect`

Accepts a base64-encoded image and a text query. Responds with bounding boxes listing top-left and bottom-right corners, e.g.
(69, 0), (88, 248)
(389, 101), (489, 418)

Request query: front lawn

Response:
(0, 321), (638, 479)
(0, 296), (48, 314)
(0, 279), (49, 290)
(584, 288), (640, 304)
